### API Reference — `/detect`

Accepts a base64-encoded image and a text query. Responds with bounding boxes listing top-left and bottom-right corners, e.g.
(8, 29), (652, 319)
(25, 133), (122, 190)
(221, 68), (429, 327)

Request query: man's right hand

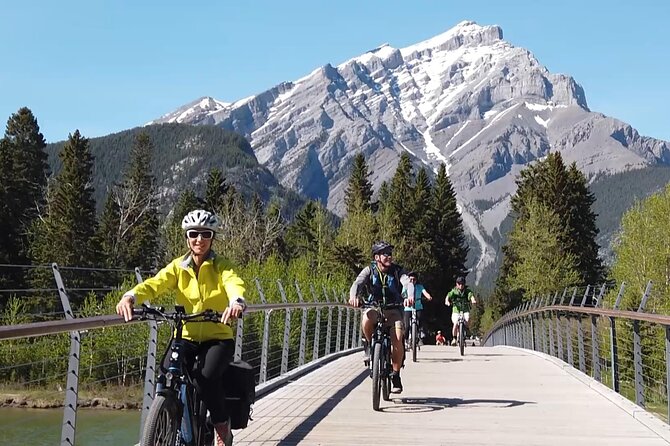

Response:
(116, 295), (135, 322)
(348, 296), (360, 307)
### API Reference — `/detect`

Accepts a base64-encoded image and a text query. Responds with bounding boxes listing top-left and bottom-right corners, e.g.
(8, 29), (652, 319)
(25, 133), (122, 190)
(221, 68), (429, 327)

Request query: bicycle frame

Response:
(136, 305), (221, 446)
(457, 311), (466, 356)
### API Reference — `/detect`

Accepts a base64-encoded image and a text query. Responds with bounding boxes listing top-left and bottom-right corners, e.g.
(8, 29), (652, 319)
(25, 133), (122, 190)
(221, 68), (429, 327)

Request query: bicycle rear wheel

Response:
(141, 394), (181, 446)
(411, 320), (418, 362)
(371, 342), (382, 411)
(459, 321), (465, 356)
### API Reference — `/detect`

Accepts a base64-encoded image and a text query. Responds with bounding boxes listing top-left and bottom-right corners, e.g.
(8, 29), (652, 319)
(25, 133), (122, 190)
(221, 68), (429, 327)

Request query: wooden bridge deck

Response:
(233, 345), (670, 445)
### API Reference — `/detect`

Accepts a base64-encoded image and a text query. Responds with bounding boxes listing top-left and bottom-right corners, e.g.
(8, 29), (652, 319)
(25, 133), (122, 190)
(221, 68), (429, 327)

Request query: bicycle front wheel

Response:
(141, 394), (182, 446)
(411, 321), (418, 362)
(371, 342), (382, 411)
(459, 322), (465, 356)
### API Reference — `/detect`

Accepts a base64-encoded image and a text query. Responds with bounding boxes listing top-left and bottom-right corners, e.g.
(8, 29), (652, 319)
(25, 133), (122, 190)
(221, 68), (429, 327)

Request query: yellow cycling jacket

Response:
(128, 252), (245, 342)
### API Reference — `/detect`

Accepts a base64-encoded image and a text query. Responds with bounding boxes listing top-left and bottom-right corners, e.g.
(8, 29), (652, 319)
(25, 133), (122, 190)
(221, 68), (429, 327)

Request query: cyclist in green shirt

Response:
(445, 276), (477, 346)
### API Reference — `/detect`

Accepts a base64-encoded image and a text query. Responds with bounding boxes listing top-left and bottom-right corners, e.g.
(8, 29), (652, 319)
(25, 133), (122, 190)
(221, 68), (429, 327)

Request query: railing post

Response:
(256, 279), (271, 384)
(633, 281), (653, 407)
(344, 306), (352, 350)
(334, 290), (343, 352)
(591, 314), (601, 381)
(135, 268), (158, 440)
(277, 280), (291, 376)
(568, 287), (578, 306)
(52, 263), (80, 446)
(577, 287), (588, 373)
(595, 283), (607, 308)
(633, 320), (644, 407)
(556, 315), (564, 361)
(295, 281), (308, 366)
(548, 311), (555, 357)
(610, 282), (625, 393)
(323, 286), (333, 356)
(566, 317), (574, 367)
(310, 285), (321, 361)
(234, 315), (244, 362)
(351, 306), (359, 348)
(542, 314), (549, 354)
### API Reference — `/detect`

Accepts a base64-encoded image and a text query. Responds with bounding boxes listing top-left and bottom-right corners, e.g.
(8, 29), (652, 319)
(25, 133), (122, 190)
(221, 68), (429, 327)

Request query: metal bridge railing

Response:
(0, 263), (361, 446)
(483, 282), (670, 424)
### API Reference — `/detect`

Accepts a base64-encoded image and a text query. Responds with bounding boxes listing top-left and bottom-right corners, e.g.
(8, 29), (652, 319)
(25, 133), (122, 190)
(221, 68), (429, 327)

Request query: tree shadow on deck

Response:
(379, 397), (535, 413)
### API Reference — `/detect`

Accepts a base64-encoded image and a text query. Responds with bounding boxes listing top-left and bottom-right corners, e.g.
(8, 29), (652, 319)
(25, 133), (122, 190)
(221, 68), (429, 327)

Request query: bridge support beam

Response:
(52, 263), (79, 446)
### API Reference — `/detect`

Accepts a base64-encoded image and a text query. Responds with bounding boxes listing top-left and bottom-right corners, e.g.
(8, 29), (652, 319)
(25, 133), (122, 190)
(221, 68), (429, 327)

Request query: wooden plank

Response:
(233, 346), (669, 445)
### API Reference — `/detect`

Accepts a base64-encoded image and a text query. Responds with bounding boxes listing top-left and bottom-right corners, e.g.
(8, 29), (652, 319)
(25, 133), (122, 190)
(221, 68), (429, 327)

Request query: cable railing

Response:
(0, 262), (362, 446)
(483, 281), (670, 423)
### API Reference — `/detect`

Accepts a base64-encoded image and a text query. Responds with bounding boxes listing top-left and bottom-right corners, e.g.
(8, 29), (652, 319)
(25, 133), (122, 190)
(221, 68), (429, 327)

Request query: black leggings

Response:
(403, 310), (423, 341)
(163, 338), (235, 424)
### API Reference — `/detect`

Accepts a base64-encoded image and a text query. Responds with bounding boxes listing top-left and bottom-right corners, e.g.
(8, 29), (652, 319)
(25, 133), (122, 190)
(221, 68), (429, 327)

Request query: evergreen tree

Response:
(375, 181), (394, 244)
(29, 130), (99, 305)
(0, 108), (49, 272)
(496, 152), (603, 312)
(405, 167), (436, 275)
(98, 192), (122, 267)
(337, 152), (377, 272)
(566, 163), (605, 284)
(204, 168), (233, 213)
(382, 153), (414, 257)
(430, 163), (468, 293)
(96, 133), (159, 271)
(508, 199), (579, 296)
(344, 153), (374, 214)
(117, 133), (160, 271)
(0, 139), (16, 267)
(162, 189), (200, 262)
(284, 201), (336, 272)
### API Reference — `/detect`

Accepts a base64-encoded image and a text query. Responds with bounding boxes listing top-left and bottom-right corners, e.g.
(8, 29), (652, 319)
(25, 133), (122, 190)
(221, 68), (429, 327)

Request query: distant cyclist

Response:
(435, 330), (446, 346)
(349, 241), (414, 394)
(445, 276), (477, 346)
(402, 271), (433, 347)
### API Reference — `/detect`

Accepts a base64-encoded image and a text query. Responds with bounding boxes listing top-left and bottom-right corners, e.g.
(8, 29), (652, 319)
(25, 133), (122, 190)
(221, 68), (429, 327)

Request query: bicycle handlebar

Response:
(131, 304), (222, 324)
(360, 301), (404, 310)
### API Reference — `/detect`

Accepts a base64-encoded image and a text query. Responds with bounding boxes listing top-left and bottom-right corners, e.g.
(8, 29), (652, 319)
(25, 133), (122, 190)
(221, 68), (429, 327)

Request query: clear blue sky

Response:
(2, 1), (668, 143)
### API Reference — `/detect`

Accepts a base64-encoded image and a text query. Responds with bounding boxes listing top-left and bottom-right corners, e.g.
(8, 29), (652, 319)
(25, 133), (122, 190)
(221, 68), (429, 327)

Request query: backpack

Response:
(222, 360), (257, 429)
(368, 262), (403, 304)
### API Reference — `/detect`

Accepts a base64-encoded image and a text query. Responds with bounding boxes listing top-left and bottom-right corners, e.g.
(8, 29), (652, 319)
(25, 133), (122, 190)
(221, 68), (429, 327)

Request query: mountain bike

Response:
(456, 311), (466, 356)
(133, 304), (230, 446)
(364, 302), (402, 411)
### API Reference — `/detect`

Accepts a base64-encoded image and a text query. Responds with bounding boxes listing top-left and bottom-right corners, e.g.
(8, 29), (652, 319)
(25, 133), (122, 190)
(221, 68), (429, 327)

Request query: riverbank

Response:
(0, 386), (142, 409)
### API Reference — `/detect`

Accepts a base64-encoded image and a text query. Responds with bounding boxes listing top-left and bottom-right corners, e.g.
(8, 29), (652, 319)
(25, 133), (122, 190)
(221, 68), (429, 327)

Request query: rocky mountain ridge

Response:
(149, 20), (670, 283)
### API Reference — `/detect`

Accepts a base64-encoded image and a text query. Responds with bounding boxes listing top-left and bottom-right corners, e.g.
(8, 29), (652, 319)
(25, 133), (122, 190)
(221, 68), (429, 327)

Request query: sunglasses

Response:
(186, 230), (214, 240)
(379, 252), (393, 258)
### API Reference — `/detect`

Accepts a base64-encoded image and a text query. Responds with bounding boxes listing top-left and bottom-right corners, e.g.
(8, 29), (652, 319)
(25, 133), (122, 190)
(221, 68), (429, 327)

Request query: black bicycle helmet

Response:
(408, 271), (419, 280)
(456, 276), (466, 284)
(371, 241), (393, 256)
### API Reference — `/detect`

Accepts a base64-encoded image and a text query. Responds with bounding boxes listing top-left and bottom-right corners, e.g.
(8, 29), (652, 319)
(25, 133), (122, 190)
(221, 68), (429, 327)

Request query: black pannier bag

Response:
(223, 360), (257, 429)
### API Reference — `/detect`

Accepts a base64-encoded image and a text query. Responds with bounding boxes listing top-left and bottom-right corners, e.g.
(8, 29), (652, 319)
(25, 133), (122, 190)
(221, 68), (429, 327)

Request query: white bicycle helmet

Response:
(181, 209), (220, 232)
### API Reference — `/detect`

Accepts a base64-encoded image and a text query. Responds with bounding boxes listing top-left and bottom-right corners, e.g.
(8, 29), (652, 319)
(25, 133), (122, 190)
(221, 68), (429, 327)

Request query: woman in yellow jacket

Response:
(116, 209), (246, 446)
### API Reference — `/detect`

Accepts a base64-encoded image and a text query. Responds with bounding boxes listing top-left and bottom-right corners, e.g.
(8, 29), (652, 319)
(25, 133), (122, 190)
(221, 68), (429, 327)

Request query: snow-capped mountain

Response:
(149, 20), (670, 282)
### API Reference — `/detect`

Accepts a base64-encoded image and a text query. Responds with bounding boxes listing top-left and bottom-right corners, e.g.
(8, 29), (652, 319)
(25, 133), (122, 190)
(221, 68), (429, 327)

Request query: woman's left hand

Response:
(221, 303), (245, 325)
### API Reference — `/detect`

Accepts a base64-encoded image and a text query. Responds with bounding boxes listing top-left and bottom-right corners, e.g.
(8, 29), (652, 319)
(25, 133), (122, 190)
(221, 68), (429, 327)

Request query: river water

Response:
(0, 407), (140, 445)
